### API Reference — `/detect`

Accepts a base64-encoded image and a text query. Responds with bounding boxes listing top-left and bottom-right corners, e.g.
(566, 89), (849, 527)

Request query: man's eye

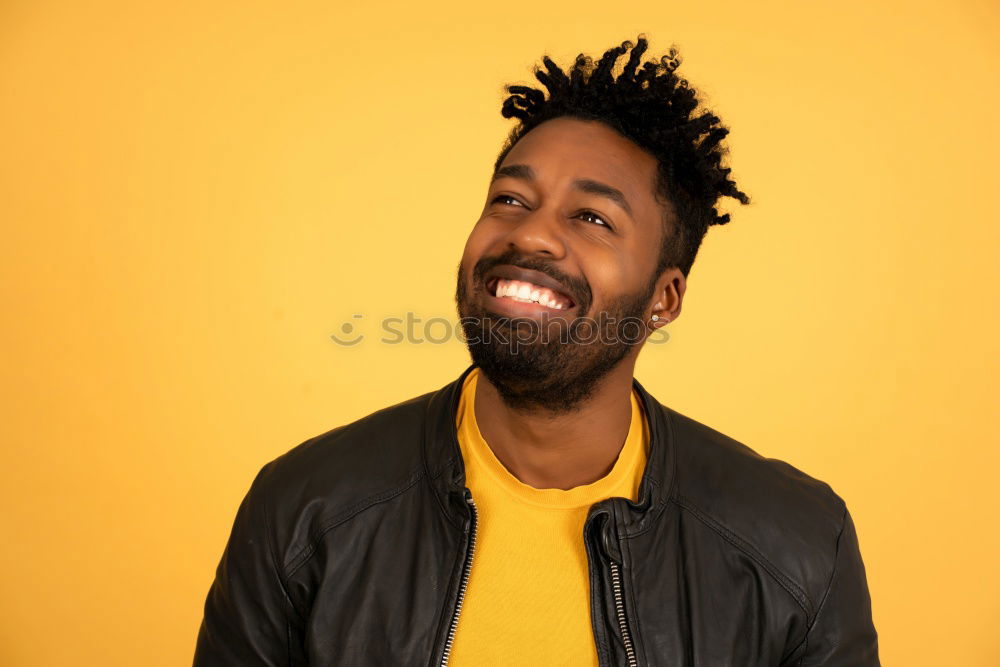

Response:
(578, 210), (610, 228)
(491, 195), (524, 207)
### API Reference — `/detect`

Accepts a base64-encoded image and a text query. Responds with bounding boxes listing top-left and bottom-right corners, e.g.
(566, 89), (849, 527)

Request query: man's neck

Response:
(472, 361), (638, 490)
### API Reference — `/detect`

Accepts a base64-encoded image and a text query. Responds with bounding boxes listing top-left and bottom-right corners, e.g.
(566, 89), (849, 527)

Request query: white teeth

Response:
(493, 278), (570, 309)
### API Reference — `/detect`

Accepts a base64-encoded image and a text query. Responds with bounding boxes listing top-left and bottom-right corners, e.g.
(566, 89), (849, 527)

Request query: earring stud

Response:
(651, 314), (660, 322)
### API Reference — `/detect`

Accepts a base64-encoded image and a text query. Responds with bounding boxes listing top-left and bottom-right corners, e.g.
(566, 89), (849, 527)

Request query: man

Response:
(194, 37), (879, 666)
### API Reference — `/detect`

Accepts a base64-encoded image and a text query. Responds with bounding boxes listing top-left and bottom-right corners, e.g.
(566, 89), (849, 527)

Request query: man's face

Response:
(455, 116), (673, 413)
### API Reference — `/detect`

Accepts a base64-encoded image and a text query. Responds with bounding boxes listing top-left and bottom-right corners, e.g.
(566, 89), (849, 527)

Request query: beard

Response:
(454, 249), (656, 415)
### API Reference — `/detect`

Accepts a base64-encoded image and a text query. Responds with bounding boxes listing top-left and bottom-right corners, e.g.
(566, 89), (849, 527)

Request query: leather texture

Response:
(194, 364), (880, 666)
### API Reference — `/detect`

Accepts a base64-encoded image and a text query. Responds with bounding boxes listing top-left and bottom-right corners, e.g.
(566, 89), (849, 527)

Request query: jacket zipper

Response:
(601, 511), (638, 667)
(440, 491), (478, 667)
(608, 557), (638, 667)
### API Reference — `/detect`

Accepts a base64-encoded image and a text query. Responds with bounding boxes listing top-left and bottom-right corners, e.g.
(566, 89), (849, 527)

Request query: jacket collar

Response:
(421, 363), (676, 533)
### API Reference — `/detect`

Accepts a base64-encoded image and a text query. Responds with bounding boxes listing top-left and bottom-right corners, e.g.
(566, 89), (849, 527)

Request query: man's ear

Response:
(648, 267), (686, 328)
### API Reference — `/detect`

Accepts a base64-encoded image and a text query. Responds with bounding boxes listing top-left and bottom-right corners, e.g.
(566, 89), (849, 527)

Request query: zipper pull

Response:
(597, 510), (623, 565)
(462, 488), (476, 531)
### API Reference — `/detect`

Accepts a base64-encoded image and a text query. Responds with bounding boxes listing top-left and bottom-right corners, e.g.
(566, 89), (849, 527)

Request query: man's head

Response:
(455, 37), (748, 414)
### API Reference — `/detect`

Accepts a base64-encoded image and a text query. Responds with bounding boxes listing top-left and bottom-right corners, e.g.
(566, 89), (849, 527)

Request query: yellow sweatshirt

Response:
(449, 367), (649, 666)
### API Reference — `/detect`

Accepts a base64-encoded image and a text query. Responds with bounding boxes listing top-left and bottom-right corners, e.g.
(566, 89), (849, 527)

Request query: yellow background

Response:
(1, 0), (997, 664)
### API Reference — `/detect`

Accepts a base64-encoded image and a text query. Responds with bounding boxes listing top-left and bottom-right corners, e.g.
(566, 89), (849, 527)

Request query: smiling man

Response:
(195, 37), (879, 666)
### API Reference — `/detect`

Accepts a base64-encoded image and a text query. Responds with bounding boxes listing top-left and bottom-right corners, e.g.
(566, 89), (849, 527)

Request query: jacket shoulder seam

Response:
(258, 463), (306, 631)
(782, 504), (849, 665)
(672, 494), (814, 616)
(282, 463), (427, 579)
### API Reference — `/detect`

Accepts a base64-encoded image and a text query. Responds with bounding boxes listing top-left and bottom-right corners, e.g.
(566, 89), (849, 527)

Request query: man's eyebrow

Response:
(491, 164), (536, 182)
(491, 165), (634, 219)
(572, 178), (633, 218)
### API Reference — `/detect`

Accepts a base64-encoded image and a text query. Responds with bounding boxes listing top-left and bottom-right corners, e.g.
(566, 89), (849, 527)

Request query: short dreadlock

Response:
(494, 36), (750, 277)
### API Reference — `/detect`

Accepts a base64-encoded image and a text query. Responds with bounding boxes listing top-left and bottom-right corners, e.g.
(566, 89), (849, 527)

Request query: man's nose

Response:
(503, 207), (567, 259)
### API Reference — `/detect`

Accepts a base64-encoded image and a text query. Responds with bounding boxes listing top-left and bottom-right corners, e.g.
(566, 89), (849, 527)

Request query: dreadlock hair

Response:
(494, 36), (750, 278)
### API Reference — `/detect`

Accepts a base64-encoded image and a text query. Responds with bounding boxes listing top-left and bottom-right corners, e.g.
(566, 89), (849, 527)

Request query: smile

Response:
(485, 278), (574, 310)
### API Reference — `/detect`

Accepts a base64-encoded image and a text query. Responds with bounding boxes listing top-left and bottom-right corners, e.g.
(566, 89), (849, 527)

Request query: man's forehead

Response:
(495, 118), (659, 196)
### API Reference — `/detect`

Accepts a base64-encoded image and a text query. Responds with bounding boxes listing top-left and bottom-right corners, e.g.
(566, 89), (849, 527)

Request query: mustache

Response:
(471, 248), (591, 310)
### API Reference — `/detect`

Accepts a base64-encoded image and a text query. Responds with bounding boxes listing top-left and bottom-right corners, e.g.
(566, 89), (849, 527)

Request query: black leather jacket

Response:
(194, 364), (879, 666)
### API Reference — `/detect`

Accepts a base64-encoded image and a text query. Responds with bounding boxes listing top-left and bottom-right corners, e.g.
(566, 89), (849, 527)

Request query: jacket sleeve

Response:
(791, 506), (880, 666)
(194, 463), (295, 666)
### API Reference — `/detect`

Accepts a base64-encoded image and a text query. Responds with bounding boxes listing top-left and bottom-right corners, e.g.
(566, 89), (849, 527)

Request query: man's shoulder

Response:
(665, 405), (846, 524)
(255, 387), (441, 524)
(662, 405), (848, 610)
